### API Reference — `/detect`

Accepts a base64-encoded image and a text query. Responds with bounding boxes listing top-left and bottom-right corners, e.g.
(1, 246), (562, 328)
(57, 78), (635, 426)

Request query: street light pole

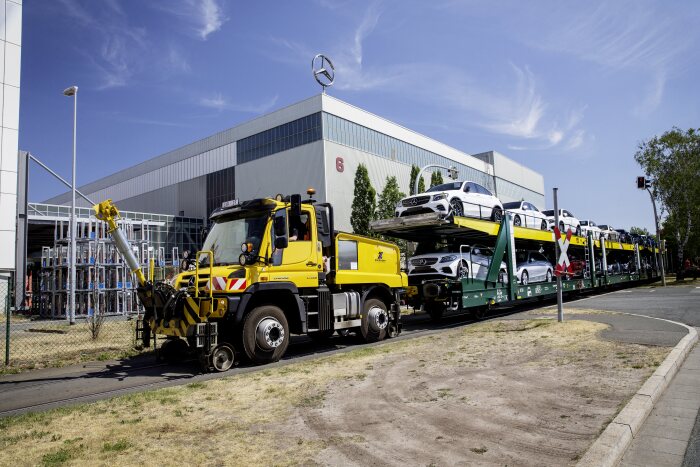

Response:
(64, 86), (78, 324)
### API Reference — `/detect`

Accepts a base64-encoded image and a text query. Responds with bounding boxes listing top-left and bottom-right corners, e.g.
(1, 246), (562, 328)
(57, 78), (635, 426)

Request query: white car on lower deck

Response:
(395, 181), (504, 222)
(407, 243), (507, 284)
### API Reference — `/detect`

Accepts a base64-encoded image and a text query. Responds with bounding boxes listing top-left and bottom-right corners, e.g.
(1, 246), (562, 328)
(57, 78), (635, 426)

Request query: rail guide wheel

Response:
(208, 343), (236, 372)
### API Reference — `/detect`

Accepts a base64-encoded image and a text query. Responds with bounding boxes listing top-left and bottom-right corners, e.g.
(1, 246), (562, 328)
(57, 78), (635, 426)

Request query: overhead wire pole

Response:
(553, 187), (563, 322)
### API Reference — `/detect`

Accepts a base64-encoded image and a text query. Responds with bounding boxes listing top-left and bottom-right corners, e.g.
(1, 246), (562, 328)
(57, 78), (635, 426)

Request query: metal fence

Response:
(1, 274), (142, 373)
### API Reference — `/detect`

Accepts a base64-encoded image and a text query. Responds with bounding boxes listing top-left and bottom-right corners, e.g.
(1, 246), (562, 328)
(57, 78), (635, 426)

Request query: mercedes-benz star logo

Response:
(312, 54), (335, 92)
(409, 198), (418, 206)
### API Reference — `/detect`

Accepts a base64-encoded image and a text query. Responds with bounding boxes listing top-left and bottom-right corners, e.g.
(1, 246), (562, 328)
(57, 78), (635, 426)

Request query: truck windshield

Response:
(200, 212), (269, 266)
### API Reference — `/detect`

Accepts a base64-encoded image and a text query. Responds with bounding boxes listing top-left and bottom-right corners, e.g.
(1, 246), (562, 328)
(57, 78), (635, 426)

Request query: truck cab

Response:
(141, 190), (406, 370)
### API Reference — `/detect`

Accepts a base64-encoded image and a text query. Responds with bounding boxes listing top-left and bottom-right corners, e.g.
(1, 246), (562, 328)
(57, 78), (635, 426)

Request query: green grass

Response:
(102, 439), (132, 453)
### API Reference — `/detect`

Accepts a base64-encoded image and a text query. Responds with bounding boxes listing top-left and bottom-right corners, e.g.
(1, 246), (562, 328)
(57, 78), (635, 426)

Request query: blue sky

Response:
(20, 0), (700, 231)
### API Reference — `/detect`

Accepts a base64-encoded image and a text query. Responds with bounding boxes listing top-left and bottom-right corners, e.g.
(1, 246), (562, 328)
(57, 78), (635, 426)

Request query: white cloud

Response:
(195, 0), (226, 40)
(199, 93), (279, 114)
(528, 2), (693, 115)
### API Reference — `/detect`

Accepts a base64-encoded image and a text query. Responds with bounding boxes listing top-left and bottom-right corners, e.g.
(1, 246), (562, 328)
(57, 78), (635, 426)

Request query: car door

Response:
(475, 183), (493, 219)
(523, 202), (536, 228)
(461, 182), (480, 218)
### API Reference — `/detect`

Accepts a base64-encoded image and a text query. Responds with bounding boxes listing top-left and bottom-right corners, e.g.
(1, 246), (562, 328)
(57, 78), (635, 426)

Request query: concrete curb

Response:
(577, 314), (698, 467)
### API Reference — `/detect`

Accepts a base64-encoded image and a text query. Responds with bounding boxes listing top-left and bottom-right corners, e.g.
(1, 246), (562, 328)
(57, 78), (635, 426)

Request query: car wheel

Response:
(513, 215), (521, 227)
(457, 260), (469, 279)
(521, 270), (529, 285)
(576, 226), (582, 237)
(540, 220), (548, 230)
(559, 221), (565, 232)
(491, 207), (503, 223)
(449, 198), (464, 217)
(546, 270), (552, 282)
(242, 305), (289, 365)
(498, 269), (507, 283)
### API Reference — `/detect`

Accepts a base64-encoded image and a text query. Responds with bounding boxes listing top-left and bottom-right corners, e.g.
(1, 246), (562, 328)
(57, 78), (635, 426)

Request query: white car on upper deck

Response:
(542, 209), (582, 237)
(502, 200), (549, 230)
(395, 181), (504, 222)
(579, 220), (602, 240)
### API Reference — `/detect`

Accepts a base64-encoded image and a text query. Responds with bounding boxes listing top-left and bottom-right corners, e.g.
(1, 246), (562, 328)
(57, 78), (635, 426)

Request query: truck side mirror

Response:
(273, 209), (289, 249)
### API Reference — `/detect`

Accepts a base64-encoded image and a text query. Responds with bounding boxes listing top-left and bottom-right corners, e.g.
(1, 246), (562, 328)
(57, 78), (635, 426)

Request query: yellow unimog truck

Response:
(95, 189), (407, 371)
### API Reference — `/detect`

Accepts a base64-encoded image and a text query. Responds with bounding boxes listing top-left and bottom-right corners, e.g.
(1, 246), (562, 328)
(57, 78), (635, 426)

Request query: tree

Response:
(350, 163), (376, 236)
(430, 170), (444, 188)
(409, 165), (425, 195)
(629, 226), (651, 237)
(377, 176), (405, 220)
(635, 127), (700, 267)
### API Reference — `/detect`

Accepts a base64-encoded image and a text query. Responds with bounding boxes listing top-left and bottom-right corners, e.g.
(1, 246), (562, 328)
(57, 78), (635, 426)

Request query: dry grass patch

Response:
(0, 318), (670, 466)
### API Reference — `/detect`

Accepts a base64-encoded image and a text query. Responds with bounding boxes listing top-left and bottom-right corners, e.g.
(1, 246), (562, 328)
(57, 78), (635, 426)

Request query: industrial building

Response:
(45, 94), (545, 240)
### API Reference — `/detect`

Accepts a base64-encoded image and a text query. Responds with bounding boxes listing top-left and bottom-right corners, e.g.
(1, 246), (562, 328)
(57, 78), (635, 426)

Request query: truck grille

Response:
(402, 195), (431, 207)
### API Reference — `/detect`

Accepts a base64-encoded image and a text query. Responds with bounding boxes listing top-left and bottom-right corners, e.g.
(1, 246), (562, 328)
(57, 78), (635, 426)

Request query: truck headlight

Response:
(439, 255), (458, 263)
(432, 194), (447, 201)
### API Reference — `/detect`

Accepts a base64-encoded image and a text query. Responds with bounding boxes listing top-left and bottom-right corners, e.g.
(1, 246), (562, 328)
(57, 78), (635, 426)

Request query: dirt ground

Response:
(0, 312), (669, 466)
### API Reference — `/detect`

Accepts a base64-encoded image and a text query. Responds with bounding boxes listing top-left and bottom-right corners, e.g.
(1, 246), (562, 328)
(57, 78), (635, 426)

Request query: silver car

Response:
(515, 250), (554, 285)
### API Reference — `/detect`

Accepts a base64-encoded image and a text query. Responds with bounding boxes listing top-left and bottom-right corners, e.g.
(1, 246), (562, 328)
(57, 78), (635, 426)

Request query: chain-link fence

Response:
(1, 274), (144, 373)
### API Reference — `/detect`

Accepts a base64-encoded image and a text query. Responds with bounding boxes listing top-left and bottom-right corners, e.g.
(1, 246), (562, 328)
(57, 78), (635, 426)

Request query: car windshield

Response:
(200, 211), (269, 266)
(580, 221), (588, 226)
(426, 182), (462, 193)
(503, 202), (521, 209)
(542, 210), (554, 216)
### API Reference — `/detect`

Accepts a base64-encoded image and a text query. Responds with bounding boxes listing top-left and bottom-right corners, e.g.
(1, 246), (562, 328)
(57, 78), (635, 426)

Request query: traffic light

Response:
(636, 176), (651, 189)
(447, 166), (459, 180)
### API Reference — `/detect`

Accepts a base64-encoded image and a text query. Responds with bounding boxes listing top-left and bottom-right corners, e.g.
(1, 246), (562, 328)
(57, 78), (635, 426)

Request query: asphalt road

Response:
(567, 282), (700, 326)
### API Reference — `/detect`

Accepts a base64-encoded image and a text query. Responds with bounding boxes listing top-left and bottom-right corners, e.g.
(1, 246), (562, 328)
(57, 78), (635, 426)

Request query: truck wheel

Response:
(426, 302), (444, 322)
(242, 305), (289, 364)
(361, 299), (389, 343)
(158, 337), (188, 363)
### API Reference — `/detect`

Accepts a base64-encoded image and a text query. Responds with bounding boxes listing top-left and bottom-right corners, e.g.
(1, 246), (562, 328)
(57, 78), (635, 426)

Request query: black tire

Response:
(361, 298), (389, 342)
(492, 207), (503, 222)
(546, 269), (552, 282)
(159, 337), (188, 363)
(498, 269), (507, 284)
(457, 260), (469, 278)
(513, 215), (522, 227)
(521, 270), (529, 285)
(242, 305), (290, 365)
(576, 226), (582, 237)
(473, 305), (488, 320)
(559, 221), (565, 232)
(540, 220), (548, 230)
(449, 198), (464, 217)
(426, 302), (445, 322)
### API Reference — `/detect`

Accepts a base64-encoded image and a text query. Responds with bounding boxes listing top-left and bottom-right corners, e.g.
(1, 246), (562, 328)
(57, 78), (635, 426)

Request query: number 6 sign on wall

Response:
(336, 157), (344, 172)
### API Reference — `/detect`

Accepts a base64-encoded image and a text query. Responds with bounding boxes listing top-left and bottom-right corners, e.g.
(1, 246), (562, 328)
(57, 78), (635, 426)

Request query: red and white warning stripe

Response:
(228, 278), (246, 291)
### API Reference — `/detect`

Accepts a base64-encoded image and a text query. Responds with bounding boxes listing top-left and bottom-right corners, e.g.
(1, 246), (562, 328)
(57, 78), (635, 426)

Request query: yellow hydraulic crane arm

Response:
(93, 199), (147, 287)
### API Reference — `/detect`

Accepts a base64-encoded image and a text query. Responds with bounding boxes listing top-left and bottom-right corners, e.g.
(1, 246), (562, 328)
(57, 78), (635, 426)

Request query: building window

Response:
(206, 166), (236, 218)
(236, 112), (322, 164)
